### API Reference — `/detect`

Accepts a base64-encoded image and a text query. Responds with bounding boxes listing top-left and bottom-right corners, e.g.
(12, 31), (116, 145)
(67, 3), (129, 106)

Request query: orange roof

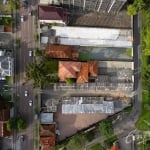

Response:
(58, 61), (81, 81)
(89, 61), (98, 77)
(0, 109), (10, 121)
(77, 62), (89, 83)
(40, 124), (55, 137)
(4, 26), (12, 32)
(46, 45), (79, 59)
(58, 61), (98, 83)
(0, 122), (11, 137)
(40, 137), (55, 150)
(108, 144), (120, 150)
(40, 124), (56, 150)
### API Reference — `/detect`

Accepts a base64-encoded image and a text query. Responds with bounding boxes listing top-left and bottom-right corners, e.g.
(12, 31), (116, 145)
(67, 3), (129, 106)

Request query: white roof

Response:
(62, 101), (114, 114)
(41, 36), (48, 44)
(52, 26), (132, 48)
(40, 112), (53, 124)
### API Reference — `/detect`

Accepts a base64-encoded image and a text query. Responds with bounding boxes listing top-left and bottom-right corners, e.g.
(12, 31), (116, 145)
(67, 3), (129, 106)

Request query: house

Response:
(0, 55), (13, 79)
(40, 124), (56, 150)
(52, 26), (132, 48)
(40, 112), (54, 124)
(45, 45), (79, 60)
(0, 109), (11, 137)
(38, 5), (68, 25)
(58, 61), (98, 83)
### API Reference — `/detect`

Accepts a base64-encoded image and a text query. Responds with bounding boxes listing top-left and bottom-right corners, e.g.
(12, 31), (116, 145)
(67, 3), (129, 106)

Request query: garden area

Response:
(26, 59), (59, 88)
(55, 119), (117, 150)
(129, 0), (150, 131)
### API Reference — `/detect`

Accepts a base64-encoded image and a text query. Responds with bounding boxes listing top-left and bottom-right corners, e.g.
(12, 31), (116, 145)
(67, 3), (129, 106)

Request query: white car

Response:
(24, 90), (28, 97)
(29, 100), (32, 107)
(20, 16), (24, 22)
(29, 50), (32, 56)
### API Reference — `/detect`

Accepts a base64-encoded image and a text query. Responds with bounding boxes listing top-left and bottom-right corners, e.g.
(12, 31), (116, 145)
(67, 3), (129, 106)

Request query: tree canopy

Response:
(98, 120), (113, 138)
(6, 118), (15, 132)
(25, 59), (59, 88)
(17, 117), (27, 131)
(67, 134), (86, 150)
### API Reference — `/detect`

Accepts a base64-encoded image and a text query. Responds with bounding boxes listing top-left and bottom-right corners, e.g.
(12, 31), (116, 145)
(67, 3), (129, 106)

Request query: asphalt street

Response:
(113, 14), (141, 150)
(13, 1), (36, 150)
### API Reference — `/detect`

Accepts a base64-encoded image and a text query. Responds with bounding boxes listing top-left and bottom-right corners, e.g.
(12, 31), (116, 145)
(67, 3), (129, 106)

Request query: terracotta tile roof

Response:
(77, 62), (89, 83)
(0, 122), (11, 137)
(88, 61), (98, 77)
(38, 5), (67, 22)
(40, 137), (55, 150)
(40, 124), (56, 150)
(46, 45), (79, 59)
(46, 45), (72, 59)
(58, 61), (81, 81)
(4, 26), (12, 32)
(108, 144), (120, 150)
(0, 109), (10, 121)
(40, 124), (55, 137)
(58, 61), (98, 83)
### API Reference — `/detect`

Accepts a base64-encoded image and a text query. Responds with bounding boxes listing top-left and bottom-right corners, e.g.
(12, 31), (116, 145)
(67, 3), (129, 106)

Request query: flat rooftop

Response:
(52, 26), (132, 47)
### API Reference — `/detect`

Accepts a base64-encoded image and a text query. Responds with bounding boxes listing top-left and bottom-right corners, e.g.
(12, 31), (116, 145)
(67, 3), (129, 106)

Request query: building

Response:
(52, 26), (132, 48)
(40, 124), (56, 150)
(40, 112), (54, 124)
(38, 5), (68, 25)
(61, 0), (127, 13)
(45, 45), (79, 60)
(0, 55), (13, 79)
(0, 109), (11, 137)
(62, 101), (114, 114)
(58, 61), (98, 83)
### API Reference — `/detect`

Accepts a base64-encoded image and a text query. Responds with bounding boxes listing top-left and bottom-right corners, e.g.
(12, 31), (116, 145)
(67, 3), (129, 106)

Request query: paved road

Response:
(14, 1), (36, 150)
(113, 14), (141, 150)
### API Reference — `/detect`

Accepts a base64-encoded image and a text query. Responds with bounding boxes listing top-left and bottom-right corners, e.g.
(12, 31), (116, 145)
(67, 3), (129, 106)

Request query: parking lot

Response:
(54, 105), (107, 141)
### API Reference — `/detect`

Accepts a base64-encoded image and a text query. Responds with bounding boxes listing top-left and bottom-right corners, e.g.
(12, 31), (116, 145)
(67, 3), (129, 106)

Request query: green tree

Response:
(127, 4), (137, 16)
(67, 134), (86, 150)
(17, 117), (27, 131)
(6, 118), (16, 132)
(98, 120), (113, 138)
(26, 60), (58, 88)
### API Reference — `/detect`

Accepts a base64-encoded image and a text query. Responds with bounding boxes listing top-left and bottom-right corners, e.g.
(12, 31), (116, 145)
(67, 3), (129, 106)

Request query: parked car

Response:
(20, 16), (24, 22)
(29, 50), (32, 56)
(20, 135), (24, 142)
(24, 90), (28, 97)
(22, 0), (28, 9)
(28, 11), (32, 16)
(29, 100), (32, 107)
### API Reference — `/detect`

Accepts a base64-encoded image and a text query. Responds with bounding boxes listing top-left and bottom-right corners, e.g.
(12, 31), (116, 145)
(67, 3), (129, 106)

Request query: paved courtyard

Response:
(54, 105), (107, 141)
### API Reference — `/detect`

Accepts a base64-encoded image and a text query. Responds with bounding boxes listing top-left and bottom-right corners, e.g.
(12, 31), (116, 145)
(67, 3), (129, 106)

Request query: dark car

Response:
(22, 0), (28, 9)
(20, 135), (25, 142)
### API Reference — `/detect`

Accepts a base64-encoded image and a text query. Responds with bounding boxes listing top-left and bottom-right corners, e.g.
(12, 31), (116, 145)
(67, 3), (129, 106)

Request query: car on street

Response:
(24, 90), (28, 97)
(29, 100), (32, 107)
(20, 135), (25, 142)
(28, 11), (32, 16)
(29, 50), (32, 56)
(20, 16), (24, 22)
(22, 0), (28, 9)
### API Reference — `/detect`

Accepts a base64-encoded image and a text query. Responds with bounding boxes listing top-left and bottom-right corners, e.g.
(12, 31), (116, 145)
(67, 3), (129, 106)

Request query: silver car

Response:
(29, 100), (32, 107)
(20, 16), (24, 22)
(24, 90), (28, 97)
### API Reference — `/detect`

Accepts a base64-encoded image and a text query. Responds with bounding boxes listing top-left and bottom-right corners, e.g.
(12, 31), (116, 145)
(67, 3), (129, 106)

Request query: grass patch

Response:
(79, 52), (90, 61)
(136, 90), (150, 130)
(126, 48), (132, 57)
(123, 106), (132, 113)
(34, 123), (39, 150)
(6, 76), (13, 84)
(90, 143), (103, 150)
